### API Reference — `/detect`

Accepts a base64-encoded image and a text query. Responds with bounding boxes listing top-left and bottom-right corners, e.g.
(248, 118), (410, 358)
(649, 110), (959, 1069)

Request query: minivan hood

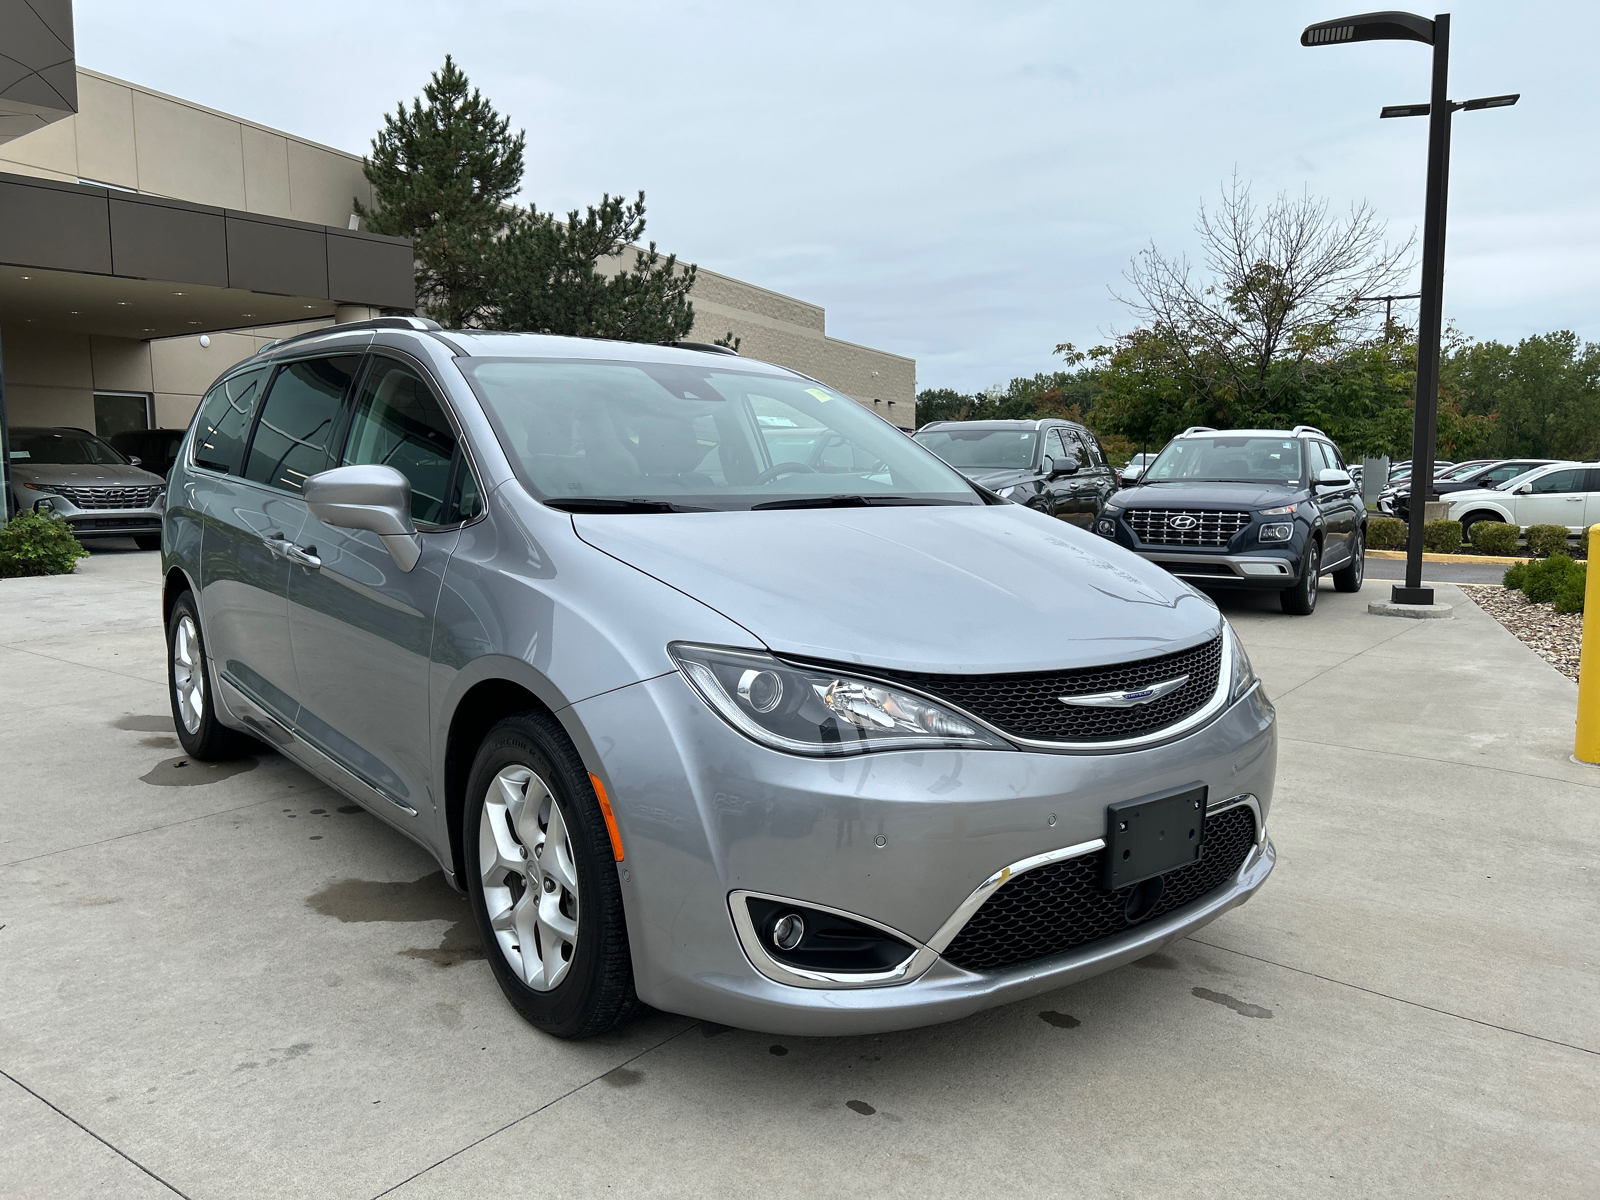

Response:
(10, 462), (165, 487)
(1115, 481), (1301, 508)
(964, 468), (1035, 491)
(572, 504), (1220, 674)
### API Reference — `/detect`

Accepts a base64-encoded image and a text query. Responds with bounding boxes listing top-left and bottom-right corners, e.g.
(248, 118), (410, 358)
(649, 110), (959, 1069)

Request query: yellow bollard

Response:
(1577, 524), (1600, 764)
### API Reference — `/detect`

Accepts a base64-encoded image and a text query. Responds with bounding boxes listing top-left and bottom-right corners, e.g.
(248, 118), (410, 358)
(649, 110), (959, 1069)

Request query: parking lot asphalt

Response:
(2, 544), (1596, 1198)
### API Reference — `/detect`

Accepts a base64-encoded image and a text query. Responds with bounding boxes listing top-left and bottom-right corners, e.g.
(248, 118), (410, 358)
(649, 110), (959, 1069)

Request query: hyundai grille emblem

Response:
(1167, 514), (1200, 531)
(1059, 675), (1190, 708)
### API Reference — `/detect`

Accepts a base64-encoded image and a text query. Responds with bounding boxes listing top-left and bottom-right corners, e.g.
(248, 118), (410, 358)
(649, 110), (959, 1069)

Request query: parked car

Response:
(7, 426), (166, 549)
(163, 319), (1277, 1039)
(1120, 451), (1158, 484)
(912, 418), (1119, 526)
(1391, 458), (1563, 521)
(1376, 459), (1475, 513)
(110, 428), (189, 479)
(1094, 424), (1366, 615)
(1445, 462), (1600, 540)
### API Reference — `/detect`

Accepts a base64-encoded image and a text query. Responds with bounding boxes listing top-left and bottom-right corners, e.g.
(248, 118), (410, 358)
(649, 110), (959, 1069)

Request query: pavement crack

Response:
(1187, 938), (1598, 1057)
(368, 1021), (700, 1198)
(0, 1067), (192, 1197)
(0, 642), (164, 687)
(1266, 619), (1419, 703)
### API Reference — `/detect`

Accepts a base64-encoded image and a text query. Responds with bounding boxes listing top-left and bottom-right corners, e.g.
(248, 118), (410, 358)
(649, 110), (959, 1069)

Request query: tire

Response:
(1333, 527), (1365, 592)
(135, 534), (162, 551)
(464, 710), (638, 1039)
(1459, 511), (1503, 542)
(166, 591), (258, 760)
(1280, 538), (1320, 615)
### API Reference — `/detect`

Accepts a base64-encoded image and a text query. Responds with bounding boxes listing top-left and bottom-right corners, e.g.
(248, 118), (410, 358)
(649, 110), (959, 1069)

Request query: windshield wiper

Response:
(544, 497), (712, 514)
(749, 495), (971, 511)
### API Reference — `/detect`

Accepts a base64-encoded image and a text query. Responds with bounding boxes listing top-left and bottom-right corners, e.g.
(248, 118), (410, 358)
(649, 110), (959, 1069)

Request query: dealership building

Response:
(0, 0), (916, 501)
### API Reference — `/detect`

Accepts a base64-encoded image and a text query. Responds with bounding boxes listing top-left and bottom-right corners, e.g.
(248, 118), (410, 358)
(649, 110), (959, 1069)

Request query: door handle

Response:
(283, 543), (321, 569)
(262, 533), (292, 558)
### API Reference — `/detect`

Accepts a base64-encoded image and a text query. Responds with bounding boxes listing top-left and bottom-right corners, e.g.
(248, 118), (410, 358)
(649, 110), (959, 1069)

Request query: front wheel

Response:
(1280, 539), (1320, 615)
(166, 592), (258, 760)
(464, 711), (638, 1039)
(1333, 528), (1365, 592)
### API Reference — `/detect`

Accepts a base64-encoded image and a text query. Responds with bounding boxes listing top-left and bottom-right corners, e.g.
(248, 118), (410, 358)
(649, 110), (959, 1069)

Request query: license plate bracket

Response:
(1103, 785), (1207, 889)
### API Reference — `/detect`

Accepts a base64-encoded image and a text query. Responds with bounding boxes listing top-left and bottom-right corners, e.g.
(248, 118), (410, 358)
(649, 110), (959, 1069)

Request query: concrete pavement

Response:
(1, 546), (1595, 1197)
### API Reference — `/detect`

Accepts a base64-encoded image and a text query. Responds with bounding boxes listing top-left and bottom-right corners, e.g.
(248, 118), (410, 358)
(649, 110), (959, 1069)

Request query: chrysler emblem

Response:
(1060, 675), (1190, 708)
(1167, 513), (1199, 531)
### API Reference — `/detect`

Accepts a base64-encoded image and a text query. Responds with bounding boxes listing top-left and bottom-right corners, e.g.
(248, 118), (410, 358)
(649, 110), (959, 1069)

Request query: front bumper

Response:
(1128, 548), (1300, 589)
(564, 667), (1278, 1036)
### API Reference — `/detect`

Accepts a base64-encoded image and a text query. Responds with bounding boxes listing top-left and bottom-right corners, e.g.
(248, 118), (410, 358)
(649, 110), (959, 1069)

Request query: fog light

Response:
(772, 913), (805, 951)
(736, 669), (784, 714)
(1095, 518), (1116, 536)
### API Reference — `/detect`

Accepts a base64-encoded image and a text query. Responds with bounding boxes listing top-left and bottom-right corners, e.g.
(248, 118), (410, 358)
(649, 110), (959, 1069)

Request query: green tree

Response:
(356, 56), (525, 328)
(1443, 330), (1600, 460)
(492, 191), (696, 341)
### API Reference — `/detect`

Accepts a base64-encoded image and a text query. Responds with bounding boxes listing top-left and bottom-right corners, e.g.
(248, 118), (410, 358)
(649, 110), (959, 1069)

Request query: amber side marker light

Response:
(589, 773), (626, 861)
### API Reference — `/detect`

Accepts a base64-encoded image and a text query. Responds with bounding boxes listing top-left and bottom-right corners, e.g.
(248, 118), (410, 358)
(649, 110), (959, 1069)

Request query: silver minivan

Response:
(162, 318), (1277, 1038)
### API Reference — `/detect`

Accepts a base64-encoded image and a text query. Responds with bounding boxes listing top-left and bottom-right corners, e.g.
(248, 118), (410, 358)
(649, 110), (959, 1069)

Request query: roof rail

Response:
(1291, 425), (1328, 438)
(1180, 426), (1218, 436)
(663, 341), (740, 356)
(252, 315), (443, 357)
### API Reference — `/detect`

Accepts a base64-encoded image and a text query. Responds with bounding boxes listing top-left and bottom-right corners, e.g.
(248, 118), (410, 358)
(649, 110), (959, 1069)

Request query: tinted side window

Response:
(449, 456), (483, 522)
(1045, 429), (1069, 464)
(1066, 430), (1093, 465)
(1077, 430), (1106, 467)
(341, 358), (457, 525)
(244, 357), (360, 493)
(192, 368), (268, 475)
(1320, 442), (1346, 470)
(1530, 468), (1583, 494)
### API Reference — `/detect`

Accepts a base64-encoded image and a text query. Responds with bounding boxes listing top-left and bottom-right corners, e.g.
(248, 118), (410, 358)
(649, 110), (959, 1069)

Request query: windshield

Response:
(913, 428), (1038, 471)
(10, 429), (127, 466)
(1144, 436), (1303, 485)
(462, 359), (978, 510)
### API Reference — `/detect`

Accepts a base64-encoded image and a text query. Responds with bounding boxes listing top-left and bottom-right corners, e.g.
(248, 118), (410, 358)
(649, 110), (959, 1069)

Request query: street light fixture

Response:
(1303, 11), (1519, 607)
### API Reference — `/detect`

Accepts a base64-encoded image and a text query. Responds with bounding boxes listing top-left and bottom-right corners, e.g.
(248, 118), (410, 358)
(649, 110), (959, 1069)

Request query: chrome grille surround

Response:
(1126, 508), (1250, 548)
(53, 484), (163, 510)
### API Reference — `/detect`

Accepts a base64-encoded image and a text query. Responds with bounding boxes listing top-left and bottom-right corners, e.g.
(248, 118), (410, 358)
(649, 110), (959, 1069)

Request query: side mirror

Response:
(1051, 456), (1081, 478)
(127, 455), (143, 467)
(1315, 468), (1351, 488)
(1514, 484), (1531, 495)
(303, 464), (420, 571)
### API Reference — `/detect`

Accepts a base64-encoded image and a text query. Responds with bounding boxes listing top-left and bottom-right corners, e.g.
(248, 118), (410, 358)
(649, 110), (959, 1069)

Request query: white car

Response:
(1120, 452), (1157, 484)
(1445, 461), (1597, 539)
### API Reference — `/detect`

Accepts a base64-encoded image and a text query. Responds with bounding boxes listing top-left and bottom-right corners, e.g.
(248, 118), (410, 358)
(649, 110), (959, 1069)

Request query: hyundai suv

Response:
(1094, 426), (1366, 615)
(7, 426), (167, 548)
(161, 319), (1276, 1038)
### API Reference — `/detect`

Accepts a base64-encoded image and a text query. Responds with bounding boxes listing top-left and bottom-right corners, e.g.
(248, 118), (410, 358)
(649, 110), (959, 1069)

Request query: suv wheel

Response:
(1332, 528), (1365, 593)
(464, 710), (639, 1039)
(1280, 539), (1320, 615)
(166, 592), (257, 760)
(1459, 511), (1503, 542)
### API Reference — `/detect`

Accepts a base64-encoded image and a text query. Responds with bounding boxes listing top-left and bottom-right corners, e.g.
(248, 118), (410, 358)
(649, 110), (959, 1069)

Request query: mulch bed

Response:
(1457, 584), (1582, 682)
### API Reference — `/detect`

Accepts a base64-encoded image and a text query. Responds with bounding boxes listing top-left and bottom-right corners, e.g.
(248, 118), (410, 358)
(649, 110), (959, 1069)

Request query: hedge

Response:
(1505, 554), (1585, 613)
(0, 512), (88, 577)
(1423, 519), (1463, 554)
(1469, 521), (1520, 555)
(1524, 524), (1572, 558)
(1367, 517), (1406, 549)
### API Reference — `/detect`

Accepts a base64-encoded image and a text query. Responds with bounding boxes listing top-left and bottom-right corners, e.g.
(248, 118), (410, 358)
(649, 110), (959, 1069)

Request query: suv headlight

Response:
(22, 482), (60, 494)
(670, 643), (1010, 756)
(1228, 624), (1257, 702)
(1259, 523), (1293, 542)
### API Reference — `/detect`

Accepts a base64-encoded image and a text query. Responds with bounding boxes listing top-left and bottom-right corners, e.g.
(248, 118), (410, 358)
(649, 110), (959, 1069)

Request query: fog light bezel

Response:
(729, 891), (937, 989)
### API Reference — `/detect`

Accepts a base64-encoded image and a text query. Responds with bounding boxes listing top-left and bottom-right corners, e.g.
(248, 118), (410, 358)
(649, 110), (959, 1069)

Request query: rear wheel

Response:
(464, 710), (638, 1039)
(166, 592), (257, 760)
(1333, 528), (1365, 592)
(1280, 539), (1320, 615)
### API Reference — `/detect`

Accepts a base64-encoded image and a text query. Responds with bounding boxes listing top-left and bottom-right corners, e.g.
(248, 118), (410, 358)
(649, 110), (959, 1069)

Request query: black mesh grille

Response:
(860, 633), (1224, 743)
(1127, 508), (1250, 547)
(942, 803), (1257, 972)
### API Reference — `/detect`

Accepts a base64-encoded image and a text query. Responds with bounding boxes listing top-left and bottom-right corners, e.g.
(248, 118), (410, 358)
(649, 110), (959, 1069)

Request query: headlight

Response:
(1258, 504), (1296, 515)
(1259, 523), (1293, 542)
(669, 643), (1010, 756)
(22, 482), (59, 494)
(999, 485), (1018, 498)
(1228, 624), (1257, 702)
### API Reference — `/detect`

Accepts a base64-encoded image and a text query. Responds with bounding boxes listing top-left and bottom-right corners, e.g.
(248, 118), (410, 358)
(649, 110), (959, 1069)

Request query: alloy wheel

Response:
(1351, 533), (1364, 586)
(478, 765), (581, 992)
(1305, 543), (1319, 611)
(171, 614), (205, 734)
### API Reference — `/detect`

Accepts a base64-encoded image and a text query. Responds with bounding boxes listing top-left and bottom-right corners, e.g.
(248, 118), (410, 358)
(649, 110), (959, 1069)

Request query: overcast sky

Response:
(77, 1), (1599, 392)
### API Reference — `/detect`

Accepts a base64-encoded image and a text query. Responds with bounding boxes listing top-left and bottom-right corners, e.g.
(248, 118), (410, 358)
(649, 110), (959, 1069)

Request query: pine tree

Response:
(356, 56), (525, 328)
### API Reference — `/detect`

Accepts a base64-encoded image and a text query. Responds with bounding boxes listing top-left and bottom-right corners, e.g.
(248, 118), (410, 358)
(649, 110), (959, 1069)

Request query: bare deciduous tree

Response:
(1114, 176), (1414, 421)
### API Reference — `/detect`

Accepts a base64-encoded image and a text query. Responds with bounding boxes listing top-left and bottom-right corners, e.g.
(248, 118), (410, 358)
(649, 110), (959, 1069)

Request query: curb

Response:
(1367, 549), (1532, 566)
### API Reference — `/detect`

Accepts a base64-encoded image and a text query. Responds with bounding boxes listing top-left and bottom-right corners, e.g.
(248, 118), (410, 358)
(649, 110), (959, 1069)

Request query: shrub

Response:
(1579, 526), (1591, 561)
(1502, 560), (1528, 590)
(1423, 519), (1463, 554)
(1525, 524), (1572, 558)
(1553, 562), (1587, 614)
(0, 512), (88, 577)
(1367, 517), (1406, 549)
(1522, 554), (1576, 605)
(1469, 521), (1520, 555)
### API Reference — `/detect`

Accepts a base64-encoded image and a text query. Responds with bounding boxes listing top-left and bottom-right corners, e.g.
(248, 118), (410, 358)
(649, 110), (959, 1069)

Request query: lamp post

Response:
(1302, 12), (1518, 606)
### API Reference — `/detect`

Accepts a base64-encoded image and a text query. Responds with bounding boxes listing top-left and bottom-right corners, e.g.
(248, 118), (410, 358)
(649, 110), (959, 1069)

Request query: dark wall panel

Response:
(110, 198), (227, 287)
(0, 177), (110, 272)
(225, 217), (328, 298)
(326, 232), (414, 309)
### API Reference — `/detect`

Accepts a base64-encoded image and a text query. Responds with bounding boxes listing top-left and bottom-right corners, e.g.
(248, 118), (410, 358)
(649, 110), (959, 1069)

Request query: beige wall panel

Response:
(131, 92), (246, 209)
(153, 392), (203, 428)
(241, 125), (292, 217)
(0, 110), (78, 178)
(2, 327), (93, 388)
(149, 332), (256, 396)
(6, 384), (95, 429)
(89, 336), (154, 392)
(691, 269), (826, 333)
(74, 74), (138, 189)
(287, 140), (366, 227)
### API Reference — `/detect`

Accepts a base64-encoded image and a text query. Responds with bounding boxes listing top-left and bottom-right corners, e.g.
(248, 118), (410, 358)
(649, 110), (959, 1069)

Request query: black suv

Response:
(912, 418), (1119, 526)
(1094, 425), (1366, 615)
